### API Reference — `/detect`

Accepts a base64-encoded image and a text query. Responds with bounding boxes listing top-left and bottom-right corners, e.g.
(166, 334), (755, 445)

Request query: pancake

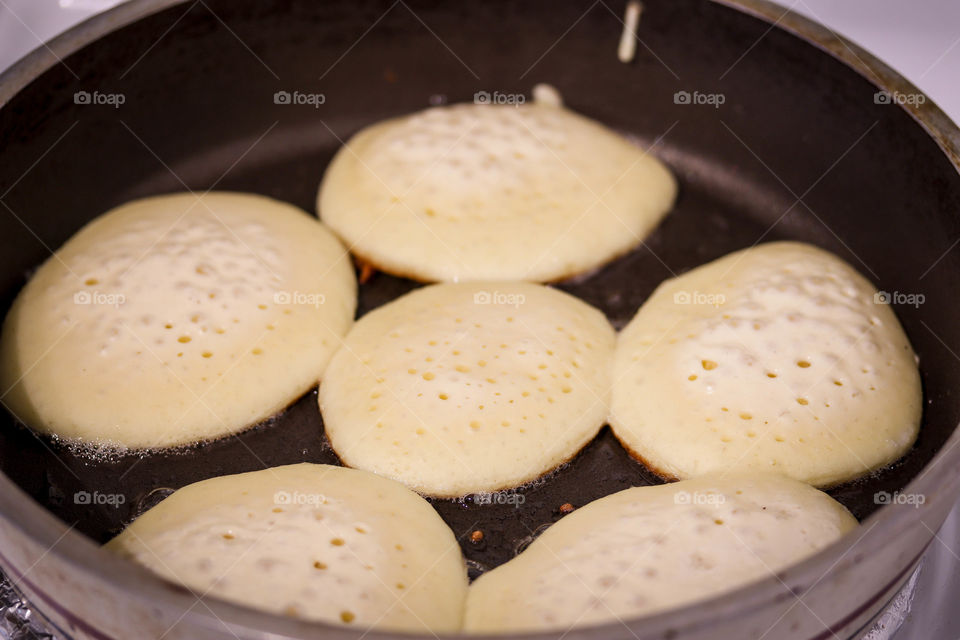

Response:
(0, 192), (356, 448)
(610, 242), (922, 486)
(317, 98), (676, 282)
(464, 472), (857, 632)
(106, 463), (467, 632)
(319, 281), (616, 497)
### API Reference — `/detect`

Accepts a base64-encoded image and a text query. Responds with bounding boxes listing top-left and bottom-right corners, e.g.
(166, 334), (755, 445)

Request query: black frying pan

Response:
(0, 0), (958, 638)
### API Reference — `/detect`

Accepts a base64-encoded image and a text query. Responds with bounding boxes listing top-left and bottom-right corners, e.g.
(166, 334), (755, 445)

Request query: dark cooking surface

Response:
(0, 202), (942, 573)
(0, 0), (959, 577)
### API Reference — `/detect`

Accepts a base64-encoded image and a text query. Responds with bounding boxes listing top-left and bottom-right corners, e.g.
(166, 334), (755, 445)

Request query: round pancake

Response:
(0, 192), (356, 449)
(610, 242), (922, 487)
(317, 100), (676, 282)
(106, 463), (467, 632)
(319, 281), (616, 497)
(464, 472), (857, 632)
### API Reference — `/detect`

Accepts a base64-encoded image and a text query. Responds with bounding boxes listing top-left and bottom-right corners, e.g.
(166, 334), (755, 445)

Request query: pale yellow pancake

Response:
(610, 242), (921, 486)
(317, 100), (676, 282)
(465, 472), (857, 632)
(0, 193), (356, 448)
(107, 463), (467, 632)
(319, 281), (616, 497)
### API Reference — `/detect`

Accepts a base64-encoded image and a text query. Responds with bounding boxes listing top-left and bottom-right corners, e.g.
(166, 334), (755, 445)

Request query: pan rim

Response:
(0, 0), (958, 638)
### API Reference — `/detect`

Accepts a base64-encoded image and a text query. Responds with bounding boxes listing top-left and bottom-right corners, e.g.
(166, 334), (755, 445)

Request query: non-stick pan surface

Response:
(0, 0), (959, 637)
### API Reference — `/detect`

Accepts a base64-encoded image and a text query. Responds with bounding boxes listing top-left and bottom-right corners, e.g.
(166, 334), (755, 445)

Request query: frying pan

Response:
(0, 0), (959, 638)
